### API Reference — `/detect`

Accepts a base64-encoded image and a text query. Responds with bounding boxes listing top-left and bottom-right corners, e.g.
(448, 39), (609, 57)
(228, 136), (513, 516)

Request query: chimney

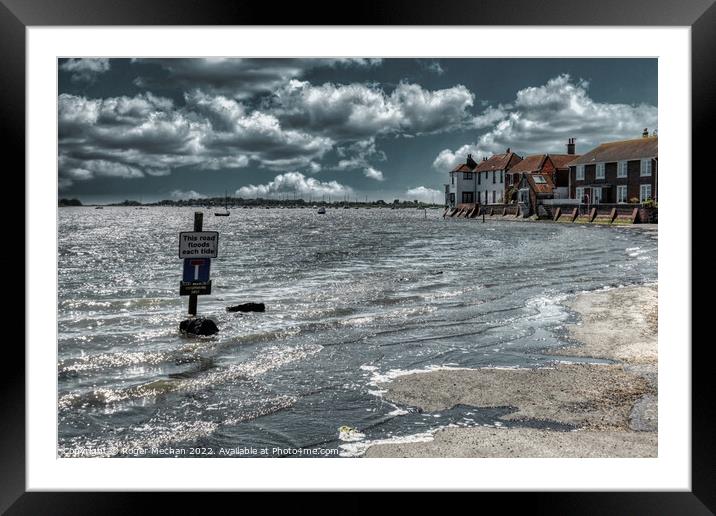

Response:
(642, 128), (649, 138)
(567, 138), (576, 155)
(466, 153), (477, 168)
(506, 147), (511, 154)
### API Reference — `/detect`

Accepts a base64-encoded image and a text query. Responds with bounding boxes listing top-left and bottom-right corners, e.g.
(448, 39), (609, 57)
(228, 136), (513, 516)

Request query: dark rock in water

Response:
(179, 317), (219, 336)
(226, 302), (266, 313)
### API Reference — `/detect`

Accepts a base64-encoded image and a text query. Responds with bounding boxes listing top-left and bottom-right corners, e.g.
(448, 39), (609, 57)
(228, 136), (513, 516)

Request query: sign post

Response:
(178, 212), (219, 316)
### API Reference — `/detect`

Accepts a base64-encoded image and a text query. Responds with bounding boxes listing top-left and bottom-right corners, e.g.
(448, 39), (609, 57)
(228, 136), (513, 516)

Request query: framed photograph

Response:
(6, 0), (710, 511)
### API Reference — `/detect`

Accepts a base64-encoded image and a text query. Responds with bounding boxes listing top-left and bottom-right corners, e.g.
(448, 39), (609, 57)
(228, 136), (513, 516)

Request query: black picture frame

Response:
(3, 0), (710, 512)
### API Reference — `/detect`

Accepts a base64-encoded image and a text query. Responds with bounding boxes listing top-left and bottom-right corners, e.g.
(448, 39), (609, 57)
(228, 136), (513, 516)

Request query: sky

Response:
(58, 58), (657, 203)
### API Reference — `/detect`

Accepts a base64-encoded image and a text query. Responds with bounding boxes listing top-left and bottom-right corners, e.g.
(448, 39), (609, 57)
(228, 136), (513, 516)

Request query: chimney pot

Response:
(642, 128), (649, 137)
(506, 147), (510, 153)
(567, 137), (576, 155)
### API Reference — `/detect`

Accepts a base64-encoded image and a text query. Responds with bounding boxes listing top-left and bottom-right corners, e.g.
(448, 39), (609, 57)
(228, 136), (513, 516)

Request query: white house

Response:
(473, 149), (523, 205)
(445, 154), (478, 208)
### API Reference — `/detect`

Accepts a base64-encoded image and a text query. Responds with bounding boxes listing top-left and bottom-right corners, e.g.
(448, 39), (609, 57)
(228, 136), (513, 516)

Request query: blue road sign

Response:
(183, 257), (211, 282)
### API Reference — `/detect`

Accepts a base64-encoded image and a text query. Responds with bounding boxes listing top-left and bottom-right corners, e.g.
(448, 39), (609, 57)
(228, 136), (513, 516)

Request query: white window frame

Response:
(576, 165), (584, 180)
(617, 185), (628, 204)
(596, 163), (605, 179)
(617, 160), (628, 178)
(640, 159), (652, 177)
(640, 184), (652, 202)
(576, 187), (584, 202)
(593, 187), (602, 204)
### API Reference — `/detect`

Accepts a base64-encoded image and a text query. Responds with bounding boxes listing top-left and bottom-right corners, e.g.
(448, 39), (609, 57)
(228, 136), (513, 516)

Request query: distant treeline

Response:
(58, 197), (442, 208)
(58, 198), (82, 206)
(142, 197), (440, 208)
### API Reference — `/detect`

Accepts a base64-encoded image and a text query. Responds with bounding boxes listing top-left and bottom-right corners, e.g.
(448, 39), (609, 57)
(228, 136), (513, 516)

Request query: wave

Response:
(58, 343), (322, 410)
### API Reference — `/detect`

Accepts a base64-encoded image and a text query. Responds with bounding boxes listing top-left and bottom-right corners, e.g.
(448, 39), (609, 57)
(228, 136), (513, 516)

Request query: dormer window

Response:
(463, 172), (472, 180)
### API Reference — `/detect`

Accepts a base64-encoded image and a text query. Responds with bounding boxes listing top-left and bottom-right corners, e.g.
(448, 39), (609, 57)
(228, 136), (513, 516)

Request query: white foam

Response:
(367, 364), (474, 387)
(338, 430), (436, 457)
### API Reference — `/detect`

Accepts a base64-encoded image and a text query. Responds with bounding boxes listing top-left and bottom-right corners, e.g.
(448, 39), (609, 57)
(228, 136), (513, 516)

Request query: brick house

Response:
(567, 133), (658, 204)
(516, 171), (556, 216)
(505, 139), (579, 202)
(548, 150), (580, 198)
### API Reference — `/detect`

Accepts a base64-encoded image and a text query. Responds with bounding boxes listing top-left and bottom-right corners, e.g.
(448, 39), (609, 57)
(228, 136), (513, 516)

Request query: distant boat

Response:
(215, 191), (230, 216)
(95, 206), (103, 210)
(317, 206), (326, 214)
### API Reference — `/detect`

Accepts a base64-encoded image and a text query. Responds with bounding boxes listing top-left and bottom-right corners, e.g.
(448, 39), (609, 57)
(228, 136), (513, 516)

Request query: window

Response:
(640, 159), (652, 176)
(576, 165), (584, 180)
(492, 190), (496, 203)
(593, 187), (602, 204)
(533, 175), (547, 184)
(500, 171), (503, 183)
(596, 163), (605, 179)
(451, 175), (454, 185)
(492, 171), (496, 184)
(463, 172), (472, 180)
(640, 184), (652, 202)
(617, 185), (628, 203)
(478, 172), (481, 185)
(449, 193), (455, 203)
(462, 192), (474, 203)
(576, 186), (584, 202)
(617, 161), (628, 178)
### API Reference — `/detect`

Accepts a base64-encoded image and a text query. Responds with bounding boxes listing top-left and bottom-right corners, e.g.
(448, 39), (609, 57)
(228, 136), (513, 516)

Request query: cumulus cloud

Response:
(433, 74), (657, 171)
(363, 167), (384, 181)
(334, 137), (386, 171)
(432, 145), (490, 172)
(170, 189), (206, 200)
(236, 171), (352, 198)
(273, 80), (474, 140)
(57, 91), (332, 187)
(406, 186), (442, 203)
(60, 58), (111, 83)
(132, 58), (382, 99)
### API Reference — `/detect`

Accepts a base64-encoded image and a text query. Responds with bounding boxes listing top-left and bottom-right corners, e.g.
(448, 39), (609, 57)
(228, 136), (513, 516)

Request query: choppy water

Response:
(58, 207), (657, 457)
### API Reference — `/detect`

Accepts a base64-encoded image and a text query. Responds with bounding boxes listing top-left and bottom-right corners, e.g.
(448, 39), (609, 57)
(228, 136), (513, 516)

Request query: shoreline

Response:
(363, 283), (658, 458)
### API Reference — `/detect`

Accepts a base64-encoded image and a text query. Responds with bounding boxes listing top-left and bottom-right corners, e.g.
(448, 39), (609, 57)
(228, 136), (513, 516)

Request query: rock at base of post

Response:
(226, 302), (266, 313)
(179, 317), (219, 336)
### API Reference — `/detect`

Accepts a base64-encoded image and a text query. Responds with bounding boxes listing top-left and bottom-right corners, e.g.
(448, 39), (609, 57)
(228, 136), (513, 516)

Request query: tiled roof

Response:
(451, 163), (476, 173)
(475, 152), (521, 172)
(548, 154), (581, 169)
(507, 154), (547, 174)
(525, 173), (555, 194)
(567, 137), (657, 166)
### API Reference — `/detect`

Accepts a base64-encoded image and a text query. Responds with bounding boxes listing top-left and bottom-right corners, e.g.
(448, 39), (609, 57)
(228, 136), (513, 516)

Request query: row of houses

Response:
(444, 131), (658, 216)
